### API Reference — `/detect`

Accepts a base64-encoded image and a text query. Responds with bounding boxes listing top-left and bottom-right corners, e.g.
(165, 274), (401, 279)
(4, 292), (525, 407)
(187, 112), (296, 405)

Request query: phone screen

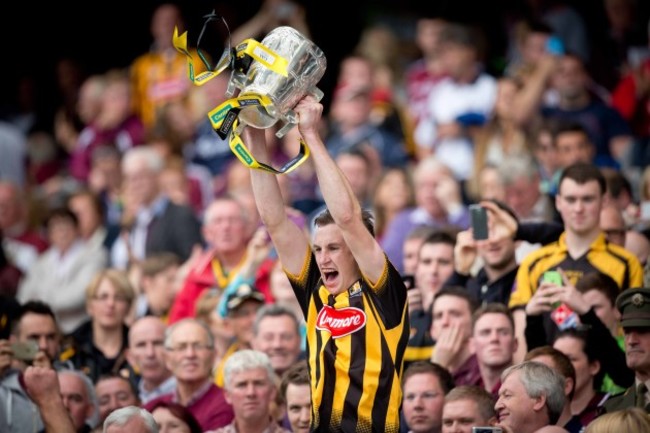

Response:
(11, 340), (39, 361)
(543, 271), (563, 286)
(469, 204), (488, 240)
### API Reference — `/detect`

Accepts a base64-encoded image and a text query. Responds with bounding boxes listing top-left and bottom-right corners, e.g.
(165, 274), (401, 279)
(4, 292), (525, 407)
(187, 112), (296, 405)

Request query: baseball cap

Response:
(226, 283), (265, 314)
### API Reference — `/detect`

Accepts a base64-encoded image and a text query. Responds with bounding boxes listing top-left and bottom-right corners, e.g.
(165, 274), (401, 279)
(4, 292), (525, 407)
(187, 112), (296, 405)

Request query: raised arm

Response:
(296, 97), (386, 283)
(23, 366), (76, 433)
(245, 127), (310, 276)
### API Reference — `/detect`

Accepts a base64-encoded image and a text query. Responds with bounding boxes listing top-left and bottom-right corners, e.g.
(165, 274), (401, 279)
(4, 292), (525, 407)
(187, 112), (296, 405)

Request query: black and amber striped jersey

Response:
(510, 232), (643, 308)
(286, 251), (409, 433)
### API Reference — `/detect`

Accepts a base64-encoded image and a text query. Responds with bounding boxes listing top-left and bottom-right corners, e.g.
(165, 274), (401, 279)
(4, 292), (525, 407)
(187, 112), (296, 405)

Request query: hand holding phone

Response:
(469, 204), (488, 240)
(11, 340), (39, 361)
(543, 270), (564, 308)
(543, 270), (563, 286)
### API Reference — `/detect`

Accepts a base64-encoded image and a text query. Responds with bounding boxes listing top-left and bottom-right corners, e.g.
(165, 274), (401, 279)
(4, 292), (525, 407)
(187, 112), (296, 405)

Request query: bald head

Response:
(126, 316), (171, 388)
(625, 230), (650, 265)
(600, 205), (626, 247)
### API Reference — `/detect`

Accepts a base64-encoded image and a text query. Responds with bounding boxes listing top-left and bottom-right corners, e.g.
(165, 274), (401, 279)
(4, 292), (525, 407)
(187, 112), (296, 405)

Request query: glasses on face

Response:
(165, 342), (213, 353)
(92, 293), (130, 304)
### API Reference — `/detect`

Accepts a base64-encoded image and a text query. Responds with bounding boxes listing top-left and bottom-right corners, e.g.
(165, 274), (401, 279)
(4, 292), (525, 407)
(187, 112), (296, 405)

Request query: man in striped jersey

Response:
(247, 95), (410, 432)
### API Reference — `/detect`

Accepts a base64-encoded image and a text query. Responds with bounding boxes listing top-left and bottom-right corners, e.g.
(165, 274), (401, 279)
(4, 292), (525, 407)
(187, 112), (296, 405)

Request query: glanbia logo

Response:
(316, 305), (366, 338)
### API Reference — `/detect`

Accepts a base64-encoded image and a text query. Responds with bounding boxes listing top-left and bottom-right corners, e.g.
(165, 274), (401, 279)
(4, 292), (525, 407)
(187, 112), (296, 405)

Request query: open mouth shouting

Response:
(322, 269), (339, 288)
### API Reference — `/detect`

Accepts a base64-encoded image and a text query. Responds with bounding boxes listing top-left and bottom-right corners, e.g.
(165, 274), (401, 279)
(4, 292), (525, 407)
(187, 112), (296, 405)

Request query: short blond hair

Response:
(85, 269), (135, 306)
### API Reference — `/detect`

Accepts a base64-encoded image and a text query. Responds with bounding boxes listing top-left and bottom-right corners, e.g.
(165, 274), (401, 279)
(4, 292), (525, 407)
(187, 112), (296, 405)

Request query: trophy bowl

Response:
(236, 26), (326, 135)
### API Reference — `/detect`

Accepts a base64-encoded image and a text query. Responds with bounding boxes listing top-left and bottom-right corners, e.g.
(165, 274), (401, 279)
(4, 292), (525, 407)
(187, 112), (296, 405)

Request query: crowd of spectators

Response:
(2, 0), (650, 432)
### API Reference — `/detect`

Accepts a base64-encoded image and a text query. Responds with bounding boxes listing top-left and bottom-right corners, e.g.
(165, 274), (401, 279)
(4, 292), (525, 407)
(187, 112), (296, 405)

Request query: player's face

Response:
(313, 224), (360, 295)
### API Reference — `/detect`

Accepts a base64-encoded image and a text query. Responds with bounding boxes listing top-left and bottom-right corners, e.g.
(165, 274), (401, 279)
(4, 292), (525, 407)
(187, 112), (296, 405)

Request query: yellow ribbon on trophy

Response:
(172, 14), (306, 174)
(173, 27), (289, 86)
(207, 93), (310, 175)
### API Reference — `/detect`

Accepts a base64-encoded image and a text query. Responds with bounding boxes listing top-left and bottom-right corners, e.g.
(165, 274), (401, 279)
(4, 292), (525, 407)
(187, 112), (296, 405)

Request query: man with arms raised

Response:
(247, 96), (409, 432)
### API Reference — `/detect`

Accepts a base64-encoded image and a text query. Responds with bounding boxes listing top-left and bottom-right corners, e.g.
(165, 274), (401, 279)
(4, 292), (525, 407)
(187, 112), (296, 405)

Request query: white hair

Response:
(223, 349), (276, 390)
(103, 406), (158, 433)
(121, 146), (164, 174)
(58, 369), (100, 428)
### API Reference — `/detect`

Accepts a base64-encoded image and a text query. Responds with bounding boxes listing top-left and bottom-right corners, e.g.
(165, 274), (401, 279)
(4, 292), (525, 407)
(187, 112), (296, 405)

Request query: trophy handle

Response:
(275, 118), (296, 138)
(310, 87), (324, 102)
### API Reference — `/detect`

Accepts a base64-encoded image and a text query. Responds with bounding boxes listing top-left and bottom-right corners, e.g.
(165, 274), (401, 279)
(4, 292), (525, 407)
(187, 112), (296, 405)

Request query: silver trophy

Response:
(174, 17), (326, 173)
(229, 26), (327, 138)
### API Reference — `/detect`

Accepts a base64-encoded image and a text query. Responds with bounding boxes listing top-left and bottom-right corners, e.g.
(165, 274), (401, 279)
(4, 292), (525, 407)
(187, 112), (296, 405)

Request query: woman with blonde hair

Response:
(63, 268), (135, 382)
(585, 407), (650, 432)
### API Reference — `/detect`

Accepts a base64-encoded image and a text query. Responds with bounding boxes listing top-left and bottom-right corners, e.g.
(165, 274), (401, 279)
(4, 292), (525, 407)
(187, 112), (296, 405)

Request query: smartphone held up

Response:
(469, 204), (488, 241)
(11, 340), (39, 362)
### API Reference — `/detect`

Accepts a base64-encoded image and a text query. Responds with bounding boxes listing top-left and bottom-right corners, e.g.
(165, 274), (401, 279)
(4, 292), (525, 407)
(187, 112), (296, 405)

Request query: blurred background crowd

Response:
(2, 0), (650, 432)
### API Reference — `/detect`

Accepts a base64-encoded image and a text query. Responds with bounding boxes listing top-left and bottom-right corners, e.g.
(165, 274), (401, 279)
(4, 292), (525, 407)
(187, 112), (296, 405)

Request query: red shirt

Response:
(168, 250), (273, 324)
